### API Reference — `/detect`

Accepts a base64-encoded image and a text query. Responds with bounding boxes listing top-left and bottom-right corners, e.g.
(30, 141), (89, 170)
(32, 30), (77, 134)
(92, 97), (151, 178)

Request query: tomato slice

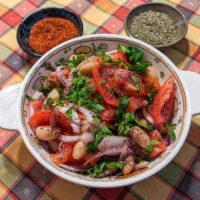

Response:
(148, 130), (167, 158)
(114, 68), (145, 96)
(127, 96), (148, 112)
(28, 110), (52, 128)
(50, 110), (73, 133)
(150, 76), (175, 127)
(92, 66), (119, 106)
(143, 76), (160, 91)
(100, 103), (115, 121)
(149, 142), (167, 158)
(32, 100), (43, 113)
(49, 142), (73, 165)
(108, 51), (127, 62)
(150, 129), (162, 141)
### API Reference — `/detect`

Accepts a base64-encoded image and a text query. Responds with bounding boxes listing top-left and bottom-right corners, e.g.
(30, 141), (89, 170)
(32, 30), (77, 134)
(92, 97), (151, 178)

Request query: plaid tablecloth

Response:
(0, 0), (200, 199)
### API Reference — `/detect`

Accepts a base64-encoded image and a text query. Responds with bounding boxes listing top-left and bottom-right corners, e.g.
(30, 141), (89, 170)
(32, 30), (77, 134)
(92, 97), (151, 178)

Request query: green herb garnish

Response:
(146, 89), (158, 104)
(43, 97), (53, 109)
(143, 140), (160, 156)
(132, 61), (151, 75)
(87, 125), (112, 153)
(25, 95), (35, 102)
(166, 123), (176, 141)
(132, 76), (141, 91)
(115, 96), (129, 121)
(65, 107), (73, 120)
(59, 54), (87, 68)
(94, 49), (113, 66)
(118, 44), (143, 62)
(38, 86), (51, 95)
(118, 44), (151, 74)
(87, 161), (124, 177)
(67, 74), (104, 114)
(117, 113), (153, 135)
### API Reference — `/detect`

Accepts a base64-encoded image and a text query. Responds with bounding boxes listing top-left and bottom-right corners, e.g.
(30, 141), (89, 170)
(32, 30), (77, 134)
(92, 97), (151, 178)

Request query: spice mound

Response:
(130, 10), (176, 46)
(29, 17), (78, 54)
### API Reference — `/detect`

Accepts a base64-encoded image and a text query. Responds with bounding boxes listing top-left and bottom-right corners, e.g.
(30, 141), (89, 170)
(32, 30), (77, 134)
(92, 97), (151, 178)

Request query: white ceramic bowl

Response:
(0, 34), (200, 188)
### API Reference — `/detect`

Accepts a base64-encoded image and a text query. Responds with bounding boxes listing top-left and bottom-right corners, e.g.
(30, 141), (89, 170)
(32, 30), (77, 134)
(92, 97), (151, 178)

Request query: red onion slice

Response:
(98, 136), (130, 151)
(142, 107), (154, 124)
(59, 132), (93, 144)
(55, 66), (72, 87)
(162, 136), (170, 146)
(78, 107), (94, 124)
(83, 145), (133, 166)
(70, 123), (80, 134)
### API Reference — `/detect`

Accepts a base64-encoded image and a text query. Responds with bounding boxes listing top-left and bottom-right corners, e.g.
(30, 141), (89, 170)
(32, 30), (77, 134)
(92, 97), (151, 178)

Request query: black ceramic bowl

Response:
(17, 7), (83, 57)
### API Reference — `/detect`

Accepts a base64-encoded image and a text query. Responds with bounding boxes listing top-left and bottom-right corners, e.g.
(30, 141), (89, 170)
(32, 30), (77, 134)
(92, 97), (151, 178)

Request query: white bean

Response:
(79, 62), (100, 75)
(36, 125), (60, 141)
(122, 155), (135, 175)
(72, 141), (87, 160)
(145, 66), (158, 80)
(135, 161), (149, 170)
(129, 126), (150, 148)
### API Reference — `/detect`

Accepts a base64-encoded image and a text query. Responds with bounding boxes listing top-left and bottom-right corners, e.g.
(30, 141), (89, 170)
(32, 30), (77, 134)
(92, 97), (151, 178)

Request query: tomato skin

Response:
(149, 142), (167, 158)
(109, 51), (127, 62)
(127, 96), (148, 112)
(148, 130), (167, 158)
(49, 143), (74, 165)
(50, 110), (73, 133)
(150, 76), (175, 127)
(100, 103), (115, 121)
(114, 68), (145, 96)
(32, 100), (43, 112)
(150, 129), (162, 141)
(92, 66), (119, 106)
(92, 65), (146, 106)
(28, 110), (52, 128)
(143, 76), (160, 91)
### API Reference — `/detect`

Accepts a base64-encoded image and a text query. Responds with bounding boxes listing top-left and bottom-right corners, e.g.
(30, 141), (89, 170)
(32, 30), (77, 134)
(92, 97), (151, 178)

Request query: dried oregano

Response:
(130, 10), (177, 46)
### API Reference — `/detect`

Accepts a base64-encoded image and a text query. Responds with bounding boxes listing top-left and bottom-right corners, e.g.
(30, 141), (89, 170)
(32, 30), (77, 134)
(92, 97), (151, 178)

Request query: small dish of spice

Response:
(17, 7), (83, 57)
(125, 3), (187, 49)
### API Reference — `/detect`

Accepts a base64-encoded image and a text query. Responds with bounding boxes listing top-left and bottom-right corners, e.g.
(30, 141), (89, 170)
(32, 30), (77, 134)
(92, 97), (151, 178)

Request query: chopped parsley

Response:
(132, 76), (141, 92)
(143, 140), (160, 156)
(67, 74), (104, 114)
(38, 86), (51, 95)
(117, 113), (153, 135)
(93, 114), (100, 125)
(43, 97), (53, 109)
(118, 44), (143, 62)
(53, 99), (64, 107)
(118, 44), (151, 75)
(115, 96), (152, 135)
(109, 88), (114, 94)
(59, 54), (87, 68)
(65, 107), (73, 120)
(87, 125), (112, 153)
(87, 161), (124, 177)
(25, 95), (35, 102)
(146, 89), (158, 104)
(94, 49), (113, 66)
(115, 96), (129, 121)
(166, 123), (176, 141)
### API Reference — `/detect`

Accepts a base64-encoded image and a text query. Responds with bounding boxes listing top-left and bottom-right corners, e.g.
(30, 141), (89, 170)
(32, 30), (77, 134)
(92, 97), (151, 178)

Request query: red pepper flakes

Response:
(29, 17), (78, 54)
